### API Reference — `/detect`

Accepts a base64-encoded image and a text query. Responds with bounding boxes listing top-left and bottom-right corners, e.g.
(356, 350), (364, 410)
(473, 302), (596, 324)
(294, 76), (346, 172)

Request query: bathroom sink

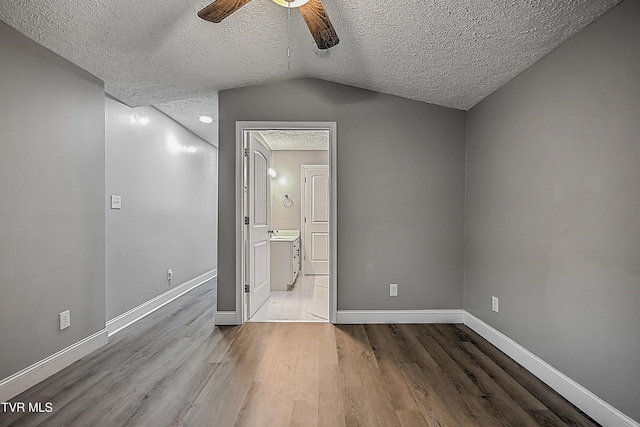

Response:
(270, 235), (298, 242)
(269, 229), (300, 242)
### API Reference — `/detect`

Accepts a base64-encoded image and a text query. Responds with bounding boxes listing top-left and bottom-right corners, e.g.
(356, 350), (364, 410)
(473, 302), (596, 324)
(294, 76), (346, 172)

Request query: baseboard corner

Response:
(215, 311), (239, 325)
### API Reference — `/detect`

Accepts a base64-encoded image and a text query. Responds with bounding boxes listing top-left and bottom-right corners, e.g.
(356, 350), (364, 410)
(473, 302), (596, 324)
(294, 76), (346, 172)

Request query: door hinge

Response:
(244, 284), (249, 293)
(244, 216), (249, 225)
(244, 148), (248, 157)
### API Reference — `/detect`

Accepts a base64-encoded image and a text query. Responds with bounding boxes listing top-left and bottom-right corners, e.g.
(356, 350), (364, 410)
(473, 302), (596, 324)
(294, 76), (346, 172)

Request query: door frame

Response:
(301, 164), (330, 276)
(235, 121), (338, 324)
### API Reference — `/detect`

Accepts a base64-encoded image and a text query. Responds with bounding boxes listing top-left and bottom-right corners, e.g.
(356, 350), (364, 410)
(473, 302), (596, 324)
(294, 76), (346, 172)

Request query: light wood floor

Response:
(1, 280), (599, 426)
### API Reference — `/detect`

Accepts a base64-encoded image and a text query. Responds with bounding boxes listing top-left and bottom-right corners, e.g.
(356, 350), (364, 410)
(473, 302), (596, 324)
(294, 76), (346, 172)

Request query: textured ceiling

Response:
(259, 130), (329, 151)
(0, 0), (622, 145)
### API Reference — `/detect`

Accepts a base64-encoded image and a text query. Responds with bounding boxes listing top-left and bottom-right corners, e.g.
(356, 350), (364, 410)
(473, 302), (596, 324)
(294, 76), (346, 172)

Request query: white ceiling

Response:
(0, 0), (621, 145)
(259, 130), (329, 150)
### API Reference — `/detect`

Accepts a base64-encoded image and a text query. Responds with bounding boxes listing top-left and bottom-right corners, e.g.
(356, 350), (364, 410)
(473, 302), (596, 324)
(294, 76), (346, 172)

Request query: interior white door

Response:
(303, 166), (330, 275)
(248, 133), (271, 317)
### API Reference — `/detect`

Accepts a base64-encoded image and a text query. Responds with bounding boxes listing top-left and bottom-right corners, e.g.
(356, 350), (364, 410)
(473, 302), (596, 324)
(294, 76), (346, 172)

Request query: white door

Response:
(248, 133), (271, 317)
(303, 166), (329, 275)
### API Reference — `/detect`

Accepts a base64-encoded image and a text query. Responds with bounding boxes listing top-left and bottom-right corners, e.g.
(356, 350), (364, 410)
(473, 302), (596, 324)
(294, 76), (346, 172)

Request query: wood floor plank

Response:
(0, 281), (601, 427)
(364, 324), (413, 363)
(334, 325), (378, 388)
(396, 408), (436, 427)
(317, 364), (346, 427)
(342, 382), (402, 427)
(416, 333), (485, 396)
(454, 324), (600, 427)
(50, 337), (199, 426)
(2, 370), (112, 427)
(429, 324), (541, 427)
(399, 362), (471, 426)
(290, 399), (318, 427)
(362, 326), (421, 412)
(416, 333), (516, 426)
(234, 380), (294, 427)
(394, 324), (439, 367)
(180, 323), (276, 427)
(460, 342), (557, 414)
(119, 328), (227, 426)
(317, 323), (339, 366)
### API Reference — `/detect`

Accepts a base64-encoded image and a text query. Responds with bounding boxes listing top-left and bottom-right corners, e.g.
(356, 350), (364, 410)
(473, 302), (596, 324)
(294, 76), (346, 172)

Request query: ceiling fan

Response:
(197, 0), (339, 50)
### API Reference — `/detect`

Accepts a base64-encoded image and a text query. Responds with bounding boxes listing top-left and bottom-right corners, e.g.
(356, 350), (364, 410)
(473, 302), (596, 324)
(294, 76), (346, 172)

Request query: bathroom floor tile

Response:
(248, 275), (328, 322)
(278, 310), (307, 320)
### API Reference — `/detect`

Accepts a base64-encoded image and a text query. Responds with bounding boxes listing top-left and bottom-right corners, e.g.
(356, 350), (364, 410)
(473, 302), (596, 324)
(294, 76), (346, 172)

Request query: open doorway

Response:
(235, 122), (337, 324)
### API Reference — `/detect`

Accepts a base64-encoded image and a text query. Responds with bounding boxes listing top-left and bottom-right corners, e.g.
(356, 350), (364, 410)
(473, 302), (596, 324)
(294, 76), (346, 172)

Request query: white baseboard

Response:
(463, 312), (639, 427)
(336, 309), (464, 324)
(215, 311), (239, 325)
(106, 268), (217, 336)
(0, 329), (108, 403)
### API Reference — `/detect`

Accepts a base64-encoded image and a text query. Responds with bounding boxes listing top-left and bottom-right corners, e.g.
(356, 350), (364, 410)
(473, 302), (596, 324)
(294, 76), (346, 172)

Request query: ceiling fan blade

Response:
(198, 0), (253, 23)
(299, 0), (339, 50)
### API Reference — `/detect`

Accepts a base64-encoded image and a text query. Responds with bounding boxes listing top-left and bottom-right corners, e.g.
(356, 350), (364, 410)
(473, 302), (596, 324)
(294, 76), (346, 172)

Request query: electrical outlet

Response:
(492, 296), (499, 313)
(390, 283), (398, 297)
(59, 310), (71, 330)
(110, 195), (122, 210)
(167, 269), (173, 281)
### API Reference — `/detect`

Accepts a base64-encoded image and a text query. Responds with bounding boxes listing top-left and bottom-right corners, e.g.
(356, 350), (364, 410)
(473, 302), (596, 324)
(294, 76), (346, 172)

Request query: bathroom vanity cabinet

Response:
(270, 235), (300, 291)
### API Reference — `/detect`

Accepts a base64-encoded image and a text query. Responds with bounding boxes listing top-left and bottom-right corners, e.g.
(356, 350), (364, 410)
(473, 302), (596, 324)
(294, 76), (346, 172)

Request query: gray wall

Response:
(219, 79), (466, 311)
(270, 150), (328, 231)
(0, 21), (106, 379)
(465, 1), (640, 421)
(105, 98), (218, 320)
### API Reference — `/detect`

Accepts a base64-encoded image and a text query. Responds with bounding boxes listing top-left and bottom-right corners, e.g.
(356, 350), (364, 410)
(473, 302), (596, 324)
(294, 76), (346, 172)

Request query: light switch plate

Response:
(111, 195), (122, 210)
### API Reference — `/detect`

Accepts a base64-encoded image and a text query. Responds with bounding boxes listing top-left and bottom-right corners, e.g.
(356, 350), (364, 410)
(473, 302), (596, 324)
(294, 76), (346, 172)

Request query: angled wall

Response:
(218, 79), (467, 312)
(465, 1), (640, 422)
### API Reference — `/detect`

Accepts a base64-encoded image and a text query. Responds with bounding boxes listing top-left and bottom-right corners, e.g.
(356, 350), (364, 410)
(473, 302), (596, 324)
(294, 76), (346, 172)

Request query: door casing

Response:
(234, 121), (337, 324)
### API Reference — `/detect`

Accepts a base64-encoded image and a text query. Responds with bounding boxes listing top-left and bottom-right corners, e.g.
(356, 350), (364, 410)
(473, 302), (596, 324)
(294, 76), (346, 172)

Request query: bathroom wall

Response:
(270, 150), (329, 231)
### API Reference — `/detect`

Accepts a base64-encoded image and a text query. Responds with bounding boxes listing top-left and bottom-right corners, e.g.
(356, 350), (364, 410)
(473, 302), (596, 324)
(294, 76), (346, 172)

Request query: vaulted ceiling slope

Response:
(0, 0), (621, 142)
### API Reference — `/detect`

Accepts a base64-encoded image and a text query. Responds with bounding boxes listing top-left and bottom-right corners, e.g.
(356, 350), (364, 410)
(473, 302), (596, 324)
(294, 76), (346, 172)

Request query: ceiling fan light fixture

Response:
(197, 0), (338, 50)
(272, 0), (310, 8)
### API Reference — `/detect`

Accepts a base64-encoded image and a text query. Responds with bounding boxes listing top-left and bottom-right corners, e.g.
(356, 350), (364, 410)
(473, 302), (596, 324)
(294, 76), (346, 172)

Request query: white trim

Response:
(0, 329), (108, 403)
(235, 122), (244, 325)
(328, 127), (337, 324)
(215, 311), (239, 325)
(106, 268), (217, 336)
(463, 312), (639, 427)
(236, 122), (338, 325)
(336, 309), (465, 324)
